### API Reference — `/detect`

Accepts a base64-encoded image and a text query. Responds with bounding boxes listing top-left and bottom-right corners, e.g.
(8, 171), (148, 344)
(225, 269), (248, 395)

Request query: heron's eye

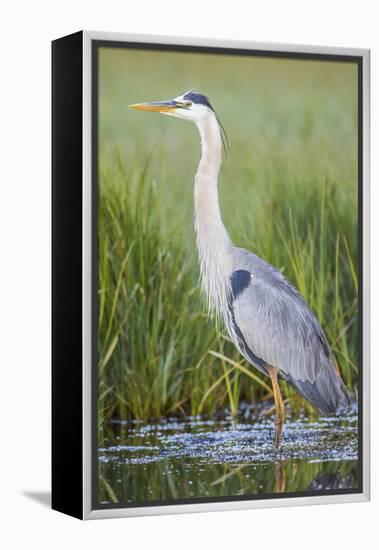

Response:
(185, 101), (192, 108)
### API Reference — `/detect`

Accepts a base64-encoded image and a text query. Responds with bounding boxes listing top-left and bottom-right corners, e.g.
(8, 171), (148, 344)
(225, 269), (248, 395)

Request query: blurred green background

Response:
(97, 47), (358, 430)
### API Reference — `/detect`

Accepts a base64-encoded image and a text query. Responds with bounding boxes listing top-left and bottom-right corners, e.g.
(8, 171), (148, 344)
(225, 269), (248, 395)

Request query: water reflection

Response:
(275, 462), (286, 493)
(98, 411), (358, 505)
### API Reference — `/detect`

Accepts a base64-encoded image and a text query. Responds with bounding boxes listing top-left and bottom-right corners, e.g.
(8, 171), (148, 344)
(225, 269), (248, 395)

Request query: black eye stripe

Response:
(183, 91), (214, 110)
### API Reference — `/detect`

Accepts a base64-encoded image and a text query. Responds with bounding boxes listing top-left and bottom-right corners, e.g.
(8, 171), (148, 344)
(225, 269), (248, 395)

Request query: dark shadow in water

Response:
(23, 491), (51, 508)
(307, 472), (353, 491)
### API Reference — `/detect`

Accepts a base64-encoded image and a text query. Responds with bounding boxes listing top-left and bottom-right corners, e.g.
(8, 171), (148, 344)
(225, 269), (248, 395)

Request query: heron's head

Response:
(130, 90), (229, 155)
(129, 91), (215, 123)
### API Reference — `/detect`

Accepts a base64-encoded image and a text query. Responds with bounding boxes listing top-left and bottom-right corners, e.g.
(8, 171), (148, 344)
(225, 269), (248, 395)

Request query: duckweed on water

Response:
(98, 409), (358, 504)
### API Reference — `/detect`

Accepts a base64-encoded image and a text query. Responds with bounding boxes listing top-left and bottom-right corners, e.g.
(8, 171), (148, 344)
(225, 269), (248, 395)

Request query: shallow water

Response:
(98, 408), (358, 505)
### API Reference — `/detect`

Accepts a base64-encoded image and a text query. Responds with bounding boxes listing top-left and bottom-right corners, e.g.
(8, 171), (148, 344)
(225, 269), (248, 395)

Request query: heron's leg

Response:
(268, 366), (285, 448)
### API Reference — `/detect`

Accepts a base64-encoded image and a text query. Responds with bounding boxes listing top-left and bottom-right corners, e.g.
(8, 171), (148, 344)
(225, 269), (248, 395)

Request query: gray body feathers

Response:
(225, 247), (350, 414)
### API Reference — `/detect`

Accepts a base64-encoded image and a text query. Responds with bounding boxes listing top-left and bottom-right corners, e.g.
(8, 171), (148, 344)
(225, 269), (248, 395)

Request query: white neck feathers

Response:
(194, 113), (232, 316)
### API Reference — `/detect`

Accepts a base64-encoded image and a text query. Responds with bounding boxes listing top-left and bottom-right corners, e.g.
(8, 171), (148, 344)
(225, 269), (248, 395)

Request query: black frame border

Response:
(52, 30), (84, 519)
(91, 39), (364, 511)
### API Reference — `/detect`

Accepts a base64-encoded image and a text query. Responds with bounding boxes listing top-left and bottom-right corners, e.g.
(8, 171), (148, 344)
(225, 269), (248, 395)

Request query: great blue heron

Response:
(130, 91), (350, 447)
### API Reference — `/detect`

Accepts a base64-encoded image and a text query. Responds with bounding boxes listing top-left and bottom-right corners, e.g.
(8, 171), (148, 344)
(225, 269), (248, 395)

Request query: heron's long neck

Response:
(194, 114), (232, 315)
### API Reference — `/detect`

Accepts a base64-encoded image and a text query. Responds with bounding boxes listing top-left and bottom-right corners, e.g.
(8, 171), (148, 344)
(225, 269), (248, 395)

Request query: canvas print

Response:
(95, 45), (360, 507)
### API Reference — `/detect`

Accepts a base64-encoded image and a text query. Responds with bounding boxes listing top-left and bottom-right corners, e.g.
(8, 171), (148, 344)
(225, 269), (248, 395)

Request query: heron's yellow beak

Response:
(129, 100), (177, 113)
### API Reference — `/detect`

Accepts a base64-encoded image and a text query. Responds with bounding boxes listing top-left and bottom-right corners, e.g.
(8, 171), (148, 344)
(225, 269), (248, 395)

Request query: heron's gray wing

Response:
(231, 268), (328, 383)
(229, 266), (349, 413)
